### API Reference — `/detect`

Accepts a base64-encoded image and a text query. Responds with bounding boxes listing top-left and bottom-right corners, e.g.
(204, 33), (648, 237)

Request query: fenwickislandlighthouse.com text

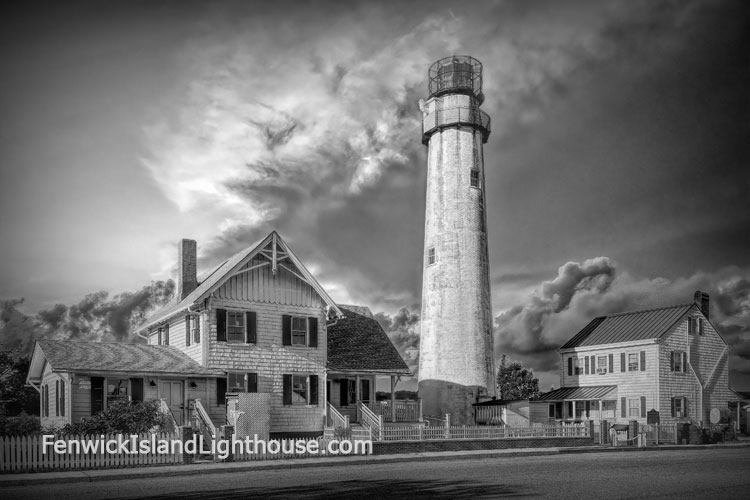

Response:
(42, 434), (371, 460)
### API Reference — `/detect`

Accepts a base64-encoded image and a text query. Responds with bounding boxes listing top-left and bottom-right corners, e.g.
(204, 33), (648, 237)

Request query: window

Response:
(671, 351), (687, 373)
(628, 398), (640, 417)
(672, 397), (687, 418)
(227, 311), (245, 343)
(574, 358), (583, 375)
(688, 317), (704, 335)
(628, 353), (639, 371)
(283, 374), (319, 406)
(470, 169), (480, 188)
(292, 317), (307, 346)
(192, 316), (201, 344)
(574, 401), (585, 419)
(106, 379), (129, 409)
(227, 373), (246, 393)
(597, 355), (608, 374)
(157, 326), (169, 346)
(428, 247), (436, 266)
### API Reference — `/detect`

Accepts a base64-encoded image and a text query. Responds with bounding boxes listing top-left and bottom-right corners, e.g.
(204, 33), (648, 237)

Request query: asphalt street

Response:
(2, 448), (749, 500)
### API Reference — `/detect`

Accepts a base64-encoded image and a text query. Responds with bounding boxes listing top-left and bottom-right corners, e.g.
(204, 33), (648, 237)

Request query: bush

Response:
(55, 400), (168, 436)
(0, 412), (42, 436)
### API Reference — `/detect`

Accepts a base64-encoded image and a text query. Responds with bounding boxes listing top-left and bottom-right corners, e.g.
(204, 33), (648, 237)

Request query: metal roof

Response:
(561, 303), (694, 349)
(534, 386), (618, 401)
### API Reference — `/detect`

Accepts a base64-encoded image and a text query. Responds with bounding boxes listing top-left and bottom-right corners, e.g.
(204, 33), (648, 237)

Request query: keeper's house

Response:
(27, 231), (410, 437)
(530, 292), (740, 427)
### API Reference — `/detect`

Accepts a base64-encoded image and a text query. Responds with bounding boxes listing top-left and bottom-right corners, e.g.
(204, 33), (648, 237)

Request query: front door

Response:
(159, 380), (184, 425)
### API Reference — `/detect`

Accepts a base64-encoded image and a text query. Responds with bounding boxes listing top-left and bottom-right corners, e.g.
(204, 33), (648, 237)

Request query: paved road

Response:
(3, 448), (750, 499)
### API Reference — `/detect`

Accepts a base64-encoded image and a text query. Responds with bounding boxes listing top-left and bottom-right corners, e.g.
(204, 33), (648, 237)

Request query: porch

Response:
(530, 385), (618, 425)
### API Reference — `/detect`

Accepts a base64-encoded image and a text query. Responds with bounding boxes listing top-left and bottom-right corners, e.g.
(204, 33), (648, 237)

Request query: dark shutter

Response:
(91, 377), (104, 415)
(283, 374), (292, 405)
(340, 380), (348, 406)
(186, 316), (191, 346)
(60, 380), (65, 416)
(621, 397), (626, 418)
(308, 317), (318, 347)
(310, 375), (319, 405)
(55, 381), (60, 417)
(247, 373), (258, 393)
(640, 396), (646, 418)
(671, 397), (675, 417)
(246, 311), (257, 344)
(670, 351), (675, 372)
(217, 309), (227, 342)
(164, 324), (169, 346)
(585, 356), (589, 375)
(158, 328), (162, 345)
(131, 378), (144, 402)
(44, 385), (49, 417)
(591, 356), (596, 373)
(620, 353), (626, 372)
(608, 354), (613, 373)
(683, 397), (688, 416)
(361, 379), (370, 403)
(567, 357), (573, 376)
(282, 315), (292, 346)
(698, 318), (704, 334)
(681, 352), (687, 373)
(640, 351), (646, 371)
(217, 377), (227, 406)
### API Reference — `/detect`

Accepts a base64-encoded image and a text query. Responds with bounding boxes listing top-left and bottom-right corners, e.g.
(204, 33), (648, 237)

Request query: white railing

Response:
(0, 432), (180, 472)
(327, 402), (350, 429)
(475, 406), (504, 425)
(367, 400), (422, 423)
(159, 398), (179, 434)
(358, 402), (383, 441)
(380, 424), (589, 441)
(192, 399), (216, 453)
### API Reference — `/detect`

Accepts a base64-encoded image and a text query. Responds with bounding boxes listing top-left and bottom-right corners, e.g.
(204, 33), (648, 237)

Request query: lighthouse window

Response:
(470, 169), (480, 188)
(428, 247), (436, 265)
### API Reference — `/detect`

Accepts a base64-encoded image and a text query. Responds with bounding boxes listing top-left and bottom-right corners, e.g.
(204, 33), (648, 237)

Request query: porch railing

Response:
(367, 400), (422, 423)
(192, 398), (216, 453)
(475, 405), (504, 425)
(158, 398), (179, 433)
(358, 402), (383, 441)
(327, 402), (350, 429)
(380, 423), (589, 441)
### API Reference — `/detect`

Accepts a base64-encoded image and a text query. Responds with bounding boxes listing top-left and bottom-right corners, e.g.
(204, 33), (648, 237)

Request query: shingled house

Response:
(530, 292), (739, 427)
(27, 231), (412, 436)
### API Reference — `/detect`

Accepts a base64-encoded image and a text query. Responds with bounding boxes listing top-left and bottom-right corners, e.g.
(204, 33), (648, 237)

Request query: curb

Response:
(2, 442), (749, 487)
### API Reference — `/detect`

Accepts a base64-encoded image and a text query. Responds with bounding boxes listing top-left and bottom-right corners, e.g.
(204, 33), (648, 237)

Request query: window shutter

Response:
(216, 309), (227, 342)
(640, 351), (646, 371)
(681, 352), (687, 373)
(340, 380), (349, 406)
(308, 317), (318, 348)
(585, 356), (589, 375)
(247, 373), (258, 393)
(670, 351), (675, 372)
(683, 397), (688, 416)
(568, 357), (573, 376)
(217, 377), (227, 406)
(246, 311), (257, 344)
(698, 318), (703, 334)
(44, 385), (49, 417)
(186, 316), (191, 346)
(671, 398), (675, 417)
(621, 397), (626, 418)
(591, 356), (596, 373)
(310, 375), (319, 405)
(620, 353), (626, 372)
(688, 318), (694, 334)
(283, 374), (292, 405)
(60, 380), (65, 417)
(55, 381), (60, 417)
(282, 315), (292, 346)
(640, 396), (646, 418)
(164, 324), (169, 346)
(158, 328), (162, 346)
(608, 354), (613, 373)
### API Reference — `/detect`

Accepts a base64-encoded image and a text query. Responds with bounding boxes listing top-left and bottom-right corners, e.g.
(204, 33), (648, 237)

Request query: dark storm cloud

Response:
(374, 307), (421, 378)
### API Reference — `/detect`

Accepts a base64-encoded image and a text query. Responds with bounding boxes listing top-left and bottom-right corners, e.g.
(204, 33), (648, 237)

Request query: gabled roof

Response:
(533, 385), (618, 401)
(138, 231), (342, 332)
(561, 303), (695, 349)
(327, 307), (411, 375)
(27, 340), (224, 382)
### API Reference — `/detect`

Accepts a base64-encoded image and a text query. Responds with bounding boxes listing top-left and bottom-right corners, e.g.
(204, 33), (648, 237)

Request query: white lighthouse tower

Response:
(418, 56), (496, 423)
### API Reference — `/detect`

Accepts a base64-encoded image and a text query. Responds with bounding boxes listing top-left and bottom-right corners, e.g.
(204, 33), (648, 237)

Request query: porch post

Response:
(355, 374), (360, 404)
(390, 375), (396, 423)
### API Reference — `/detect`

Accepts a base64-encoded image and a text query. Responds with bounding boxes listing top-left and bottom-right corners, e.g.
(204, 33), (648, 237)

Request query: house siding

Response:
(40, 366), (69, 429)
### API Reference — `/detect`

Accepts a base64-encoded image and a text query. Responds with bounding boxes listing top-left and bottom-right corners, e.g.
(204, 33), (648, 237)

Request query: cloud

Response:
(374, 307), (421, 379)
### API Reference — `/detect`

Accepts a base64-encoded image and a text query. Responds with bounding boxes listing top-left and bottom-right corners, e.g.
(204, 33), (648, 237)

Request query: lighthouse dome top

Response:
(428, 55), (484, 102)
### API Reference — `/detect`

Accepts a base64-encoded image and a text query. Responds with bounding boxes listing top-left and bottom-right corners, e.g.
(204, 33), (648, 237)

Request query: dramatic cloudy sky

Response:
(1, 1), (748, 391)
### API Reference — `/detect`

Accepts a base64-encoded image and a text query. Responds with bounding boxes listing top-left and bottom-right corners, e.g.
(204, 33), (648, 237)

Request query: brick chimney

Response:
(694, 290), (709, 319)
(178, 239), (198, 300)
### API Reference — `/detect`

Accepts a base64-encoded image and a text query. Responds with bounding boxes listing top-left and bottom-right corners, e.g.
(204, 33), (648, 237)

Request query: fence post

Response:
(588, 420), (595, 442)
(445, 414), (450, 439)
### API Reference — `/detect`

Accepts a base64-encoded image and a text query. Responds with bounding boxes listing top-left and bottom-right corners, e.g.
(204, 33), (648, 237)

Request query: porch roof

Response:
(28, 340), (224, 382)
(327, 306), (411, 375)
(533, 385), (617, 401)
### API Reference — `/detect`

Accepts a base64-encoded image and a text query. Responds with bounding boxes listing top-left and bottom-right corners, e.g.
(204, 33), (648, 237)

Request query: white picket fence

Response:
(1, 432), (180, 473)
(380, 424), (589, 441)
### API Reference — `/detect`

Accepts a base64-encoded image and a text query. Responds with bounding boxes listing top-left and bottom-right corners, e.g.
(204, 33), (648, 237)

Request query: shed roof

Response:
(327, 307), (411, 375)
(28, 340), (224, 382)
(561, 303), (694, 349)
(533, 386), (618, 401)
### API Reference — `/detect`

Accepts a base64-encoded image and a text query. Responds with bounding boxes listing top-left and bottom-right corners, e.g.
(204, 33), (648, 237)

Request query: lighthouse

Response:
(418, 56), (496, 423)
